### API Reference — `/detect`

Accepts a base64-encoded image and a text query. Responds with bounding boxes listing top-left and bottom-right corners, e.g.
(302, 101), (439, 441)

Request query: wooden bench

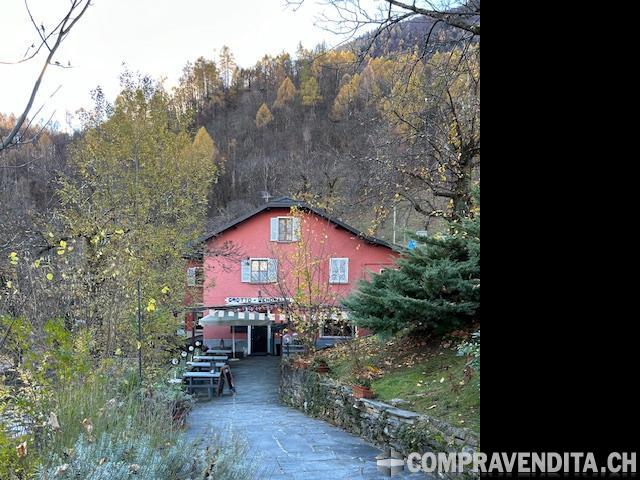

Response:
(193, 355), (228, 362)
(283, 344), (305, 356)
(183, 371), (222, 400)
(205, 349), (233, 355)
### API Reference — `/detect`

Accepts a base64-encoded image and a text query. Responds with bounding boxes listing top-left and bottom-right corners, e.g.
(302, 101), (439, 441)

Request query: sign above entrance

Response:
(225, 297), (291, 305)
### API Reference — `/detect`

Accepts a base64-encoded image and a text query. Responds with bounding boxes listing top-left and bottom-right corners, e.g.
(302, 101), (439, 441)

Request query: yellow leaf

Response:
(56, 249), (65, 255)
(33, 259), (41, 268)
(136, 341), (142, 350)
(59, 240), (67, 249)
(115, 228), (124, 235)
(46, 273), (54, 281)
(161, 286), (170, 294)
(5, 281), (12, 289)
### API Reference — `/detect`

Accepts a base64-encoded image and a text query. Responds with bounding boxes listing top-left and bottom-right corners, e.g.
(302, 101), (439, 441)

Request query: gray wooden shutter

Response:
(241, 259), (251, 283)
(292, 217), (301, 241)
(270, 217), (279, 241)
(268, 259), (278, 282)
(187, 267), (196, 287)
(341, 258), (349, 283)
(329, 258), (338, 283)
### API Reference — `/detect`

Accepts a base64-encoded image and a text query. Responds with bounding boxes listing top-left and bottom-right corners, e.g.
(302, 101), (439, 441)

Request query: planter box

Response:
(352, 385), (374, 399)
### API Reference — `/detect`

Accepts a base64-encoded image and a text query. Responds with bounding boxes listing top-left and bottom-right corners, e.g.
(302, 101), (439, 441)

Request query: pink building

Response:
(185, 197), (398, 355)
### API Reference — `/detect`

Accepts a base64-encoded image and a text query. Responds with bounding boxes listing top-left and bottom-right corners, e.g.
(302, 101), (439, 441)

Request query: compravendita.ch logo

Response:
(376, 450), (637, 476)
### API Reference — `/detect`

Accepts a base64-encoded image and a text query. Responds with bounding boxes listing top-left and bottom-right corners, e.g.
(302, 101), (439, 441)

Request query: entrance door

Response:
(251, 325), (268, 355)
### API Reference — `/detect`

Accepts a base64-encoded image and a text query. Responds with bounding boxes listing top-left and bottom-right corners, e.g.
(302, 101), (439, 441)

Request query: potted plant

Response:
(352, 378), (374, 399)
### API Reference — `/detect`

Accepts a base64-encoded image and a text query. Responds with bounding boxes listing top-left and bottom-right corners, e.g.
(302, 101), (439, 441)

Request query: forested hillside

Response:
(1, 18), (479, 247)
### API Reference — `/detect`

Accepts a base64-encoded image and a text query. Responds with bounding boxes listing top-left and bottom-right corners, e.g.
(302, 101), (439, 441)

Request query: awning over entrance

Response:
(199, 309), (276, 327)
(199, 310), (277, 357)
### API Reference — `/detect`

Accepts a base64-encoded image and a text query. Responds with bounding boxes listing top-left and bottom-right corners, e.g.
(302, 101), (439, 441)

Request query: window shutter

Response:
(267, 259), (278, 282)
(241, 259), (251, 283)
(195, 267), (204, 286)
(329, 259), (338, 283)
(187, 267), (196, 287)
(270, 217), (279, 241)
(292, 217), (301, 241)
(341, 258), (349, 283)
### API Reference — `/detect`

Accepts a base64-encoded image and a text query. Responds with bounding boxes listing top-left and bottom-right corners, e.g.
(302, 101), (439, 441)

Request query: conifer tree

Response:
(273, 77), (297, 108)
(300, 76), (323, 107)
(343, 197), (480, 336)
(255, 103), (274, 128)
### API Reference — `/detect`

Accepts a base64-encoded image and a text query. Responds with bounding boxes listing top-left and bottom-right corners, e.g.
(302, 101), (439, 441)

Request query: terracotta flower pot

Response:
(352, 385), (374, 399)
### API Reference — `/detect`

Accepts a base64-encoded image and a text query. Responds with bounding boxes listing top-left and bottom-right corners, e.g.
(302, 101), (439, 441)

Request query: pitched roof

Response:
(199, 196), (394, 249)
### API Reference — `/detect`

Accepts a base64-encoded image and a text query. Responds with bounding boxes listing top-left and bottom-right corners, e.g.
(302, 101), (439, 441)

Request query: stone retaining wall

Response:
(279, 360), (479, 475)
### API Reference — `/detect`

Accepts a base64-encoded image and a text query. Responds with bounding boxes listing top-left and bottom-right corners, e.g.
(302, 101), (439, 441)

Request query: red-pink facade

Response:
(192, 205), (398, 350)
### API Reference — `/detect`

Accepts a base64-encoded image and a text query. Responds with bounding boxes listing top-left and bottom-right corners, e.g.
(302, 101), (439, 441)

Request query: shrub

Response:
(0, 428), (35, 480)
(37, 431), (252, 480)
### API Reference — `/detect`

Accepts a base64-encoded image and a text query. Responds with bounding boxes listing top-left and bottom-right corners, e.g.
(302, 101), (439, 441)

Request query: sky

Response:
(0, 0), (346, 130)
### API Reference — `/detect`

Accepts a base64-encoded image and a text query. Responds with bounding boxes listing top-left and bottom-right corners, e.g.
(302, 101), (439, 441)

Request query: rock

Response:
(389, 398), (409, 406)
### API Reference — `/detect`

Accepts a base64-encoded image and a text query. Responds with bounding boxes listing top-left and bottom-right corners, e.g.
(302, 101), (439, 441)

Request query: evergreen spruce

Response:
(343, 198), (480, 336)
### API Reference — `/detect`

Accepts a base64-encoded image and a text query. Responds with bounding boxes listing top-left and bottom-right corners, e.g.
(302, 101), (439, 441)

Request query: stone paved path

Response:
(185, 356), (425, 479)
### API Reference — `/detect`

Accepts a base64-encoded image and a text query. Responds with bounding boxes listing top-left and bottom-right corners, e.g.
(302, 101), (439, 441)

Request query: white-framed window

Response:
(187, 267), (204, 287)
(270, 216), (300, 242)
(241, 258), (277, 283)
(329, 258), (349, 284)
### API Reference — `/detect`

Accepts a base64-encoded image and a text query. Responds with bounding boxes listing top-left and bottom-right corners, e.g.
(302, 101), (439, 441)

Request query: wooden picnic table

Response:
(183, 371), (222, 399)
(193, 355), (228, 362)
(187, 361), (226, 372)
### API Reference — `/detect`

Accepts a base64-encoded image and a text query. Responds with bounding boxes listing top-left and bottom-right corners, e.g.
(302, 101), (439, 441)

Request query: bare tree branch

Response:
(0, 0), (91, 152)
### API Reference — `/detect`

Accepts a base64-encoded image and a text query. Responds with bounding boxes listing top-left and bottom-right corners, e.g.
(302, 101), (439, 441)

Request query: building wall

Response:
(200, 207), (398, 343)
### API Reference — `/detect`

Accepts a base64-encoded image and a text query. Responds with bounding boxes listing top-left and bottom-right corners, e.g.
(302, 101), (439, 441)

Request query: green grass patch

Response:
(315, 335), (479, 434)
(372, 349), (479, 433)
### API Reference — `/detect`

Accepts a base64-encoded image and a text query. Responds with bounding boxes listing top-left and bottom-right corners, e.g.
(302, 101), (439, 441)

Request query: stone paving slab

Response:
(185, 356), (426, 479)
